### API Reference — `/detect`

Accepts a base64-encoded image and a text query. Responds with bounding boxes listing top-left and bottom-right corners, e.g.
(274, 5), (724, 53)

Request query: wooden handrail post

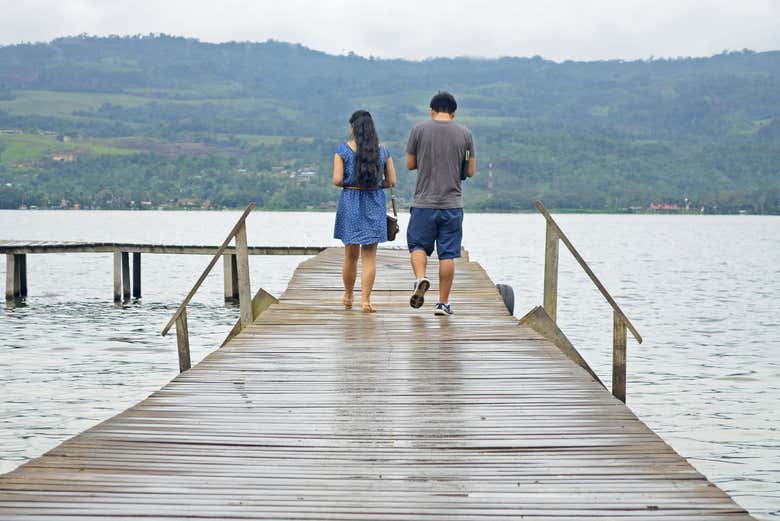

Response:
(543, 220), (559, 322)
(535, 200), (642, 344)
(612, 310), (627, 402)
(161, 202), (255, 337)
(161, 202), (255, 372)
(534, 199), (643, 402)
(175, 308), (191, 372)
(235, 221), (253, 328)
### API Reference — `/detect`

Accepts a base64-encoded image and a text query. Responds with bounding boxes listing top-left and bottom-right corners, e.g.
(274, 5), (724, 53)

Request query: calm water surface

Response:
(1, 210), (778, 519)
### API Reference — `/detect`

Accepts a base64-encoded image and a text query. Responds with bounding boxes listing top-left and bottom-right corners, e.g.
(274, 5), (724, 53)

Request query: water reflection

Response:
(333, 315), (390, 445)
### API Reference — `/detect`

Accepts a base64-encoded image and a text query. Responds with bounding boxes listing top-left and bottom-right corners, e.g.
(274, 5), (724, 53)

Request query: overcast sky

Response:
(1, 0), (778, 61)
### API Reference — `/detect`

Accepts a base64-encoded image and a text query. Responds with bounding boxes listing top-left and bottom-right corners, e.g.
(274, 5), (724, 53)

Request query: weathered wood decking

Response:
(0, 240), (325, 255)
(0, 248), (754, 519)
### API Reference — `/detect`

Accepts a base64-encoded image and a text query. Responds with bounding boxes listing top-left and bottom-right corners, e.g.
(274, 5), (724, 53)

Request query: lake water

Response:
(1, 210), (778, 519)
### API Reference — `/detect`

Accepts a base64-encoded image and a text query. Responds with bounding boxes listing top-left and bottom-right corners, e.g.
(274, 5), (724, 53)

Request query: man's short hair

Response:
(430, 91), (457, 114)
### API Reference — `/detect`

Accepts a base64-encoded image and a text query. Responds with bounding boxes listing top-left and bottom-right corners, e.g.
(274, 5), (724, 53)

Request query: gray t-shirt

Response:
(406, 119), (475, 209)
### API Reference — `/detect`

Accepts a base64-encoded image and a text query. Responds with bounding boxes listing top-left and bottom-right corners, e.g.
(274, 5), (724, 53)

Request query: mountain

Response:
(0, 34), (778, 212)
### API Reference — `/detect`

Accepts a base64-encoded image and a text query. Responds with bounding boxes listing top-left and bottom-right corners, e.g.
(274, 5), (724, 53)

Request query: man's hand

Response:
(406, 153), (417, 171)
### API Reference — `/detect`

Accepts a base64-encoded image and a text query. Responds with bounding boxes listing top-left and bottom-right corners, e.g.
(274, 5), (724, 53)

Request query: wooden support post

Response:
(132, 252), (141, 298)
(231, 255), (239, 300)
(223, 254), (232, 301)
(121, 252), (130, 300)
(518, 306), (605, 388)
(221, 288), (280, 347)
(6, 254), (18, 300)
(113, 252), (122, 302)
(160, 203), (256, 339)
(175, 308), (191, 372)
(223, 254), (238, 301)
(612, 310), (627, 403)
(535, 200), (642, 345)
(543, 221), (559, 322)
(235, 222), (253, 328)
(18, 254), (27, 297)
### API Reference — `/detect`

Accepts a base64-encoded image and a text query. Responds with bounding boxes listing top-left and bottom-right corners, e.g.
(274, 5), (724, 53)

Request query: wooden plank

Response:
(221, 288), (279, 347)
(518, 305), (604, 388)
(175, 309), (190, 373)
(612, 310), (628, 403)
(234, 222), (253, 328)
(0, 248), (754, 520)
(543, 220), (559, 321)
(0, 241), (326, 256)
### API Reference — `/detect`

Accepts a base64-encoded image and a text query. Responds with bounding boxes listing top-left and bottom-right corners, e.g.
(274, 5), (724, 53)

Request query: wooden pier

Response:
(0, 236), (755, 517)
(1, 240), (324, 302)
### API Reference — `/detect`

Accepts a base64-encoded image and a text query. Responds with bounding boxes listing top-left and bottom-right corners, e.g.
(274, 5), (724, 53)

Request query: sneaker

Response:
(409, 278), (430, 309)
(434, 303), (453, 316)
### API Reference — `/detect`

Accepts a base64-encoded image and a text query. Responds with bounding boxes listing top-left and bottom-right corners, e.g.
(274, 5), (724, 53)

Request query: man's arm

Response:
(466, 130), (476, 177)
(406, 153), (417, 171)
(405, 126), (418, 171)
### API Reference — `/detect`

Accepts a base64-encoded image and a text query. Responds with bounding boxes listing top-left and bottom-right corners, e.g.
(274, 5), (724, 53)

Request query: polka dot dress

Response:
(333, 143), (389, 245)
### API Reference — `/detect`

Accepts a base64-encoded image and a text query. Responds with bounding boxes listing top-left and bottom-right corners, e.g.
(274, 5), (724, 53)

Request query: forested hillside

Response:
(0, 35), (778, 212)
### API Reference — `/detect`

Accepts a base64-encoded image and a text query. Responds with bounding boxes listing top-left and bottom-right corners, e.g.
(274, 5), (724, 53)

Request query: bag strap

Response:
(382, 145), (398, 217)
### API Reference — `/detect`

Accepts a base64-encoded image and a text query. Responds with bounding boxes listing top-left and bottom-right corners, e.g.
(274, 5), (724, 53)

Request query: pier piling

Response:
(18, 254), (27, 297)
(121, 252), (130, 300)
(223, 253), (238, 301)
(5, 254), (16, 300)
(4, 253), (27, 300)
(112, 252), (122, 302)
(132, 252), (141, 298)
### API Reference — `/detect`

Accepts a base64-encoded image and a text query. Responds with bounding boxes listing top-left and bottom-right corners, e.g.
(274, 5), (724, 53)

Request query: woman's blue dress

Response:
(333, 143), (389, 245)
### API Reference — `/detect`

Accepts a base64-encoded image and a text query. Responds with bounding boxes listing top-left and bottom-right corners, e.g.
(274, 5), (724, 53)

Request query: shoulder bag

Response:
(383, 145), (400, 241)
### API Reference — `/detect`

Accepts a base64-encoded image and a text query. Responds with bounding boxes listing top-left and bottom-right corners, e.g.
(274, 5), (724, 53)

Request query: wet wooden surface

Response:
(0, 248), (754, 519)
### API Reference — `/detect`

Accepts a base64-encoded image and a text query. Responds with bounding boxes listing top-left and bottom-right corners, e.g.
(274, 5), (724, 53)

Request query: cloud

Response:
(0, 0), (778, 61)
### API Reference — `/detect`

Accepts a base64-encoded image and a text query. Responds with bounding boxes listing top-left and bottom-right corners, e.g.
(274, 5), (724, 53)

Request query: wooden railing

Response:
(535, 200), (642, 402)
(161, 203), (255, 372)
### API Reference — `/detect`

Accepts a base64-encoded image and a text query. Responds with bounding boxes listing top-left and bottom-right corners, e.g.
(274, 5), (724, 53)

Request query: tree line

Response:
(0, 35), (778, 212)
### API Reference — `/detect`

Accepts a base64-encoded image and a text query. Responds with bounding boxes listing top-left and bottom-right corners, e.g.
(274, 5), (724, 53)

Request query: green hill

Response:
(0, 34), (778, 212)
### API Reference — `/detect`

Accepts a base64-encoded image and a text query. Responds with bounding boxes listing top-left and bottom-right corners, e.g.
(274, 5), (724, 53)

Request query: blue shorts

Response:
(407, 208), (464, 260)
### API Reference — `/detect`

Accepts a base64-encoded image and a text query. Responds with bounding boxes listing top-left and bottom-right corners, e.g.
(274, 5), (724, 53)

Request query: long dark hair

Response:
(349, 110), (380, 188)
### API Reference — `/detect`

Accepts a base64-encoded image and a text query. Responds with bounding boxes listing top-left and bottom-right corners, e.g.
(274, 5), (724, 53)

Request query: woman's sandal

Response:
(343, 293), (353, 309)
(361, 303), (377, 313)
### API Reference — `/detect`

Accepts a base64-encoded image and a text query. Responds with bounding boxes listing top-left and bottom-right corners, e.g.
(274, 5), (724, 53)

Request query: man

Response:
(405, 91), (476, 316)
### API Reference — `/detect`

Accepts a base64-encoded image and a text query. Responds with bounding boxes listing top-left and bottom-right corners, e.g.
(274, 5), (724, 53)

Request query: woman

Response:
(333, 110), (397, 313)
